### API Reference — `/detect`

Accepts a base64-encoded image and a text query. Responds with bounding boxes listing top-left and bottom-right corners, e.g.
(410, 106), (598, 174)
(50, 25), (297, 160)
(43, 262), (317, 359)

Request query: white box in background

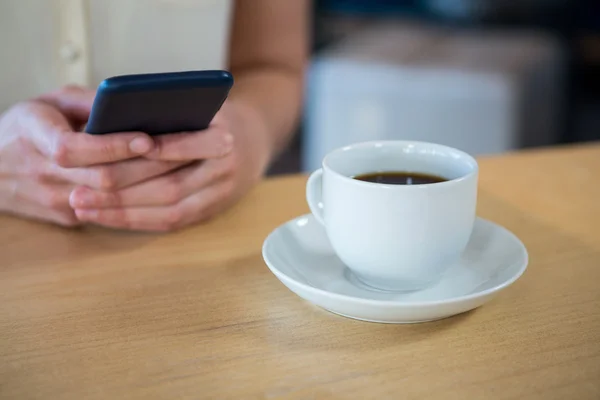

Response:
(302, 22), (565, 172)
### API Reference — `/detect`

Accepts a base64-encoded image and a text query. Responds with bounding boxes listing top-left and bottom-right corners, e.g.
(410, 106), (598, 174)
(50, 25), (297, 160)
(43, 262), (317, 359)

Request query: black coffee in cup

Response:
(354, 171), (447, 185)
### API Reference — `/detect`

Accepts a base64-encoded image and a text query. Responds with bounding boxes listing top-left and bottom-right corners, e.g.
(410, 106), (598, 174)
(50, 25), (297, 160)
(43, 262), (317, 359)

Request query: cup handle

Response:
(306, 168), (325, 225)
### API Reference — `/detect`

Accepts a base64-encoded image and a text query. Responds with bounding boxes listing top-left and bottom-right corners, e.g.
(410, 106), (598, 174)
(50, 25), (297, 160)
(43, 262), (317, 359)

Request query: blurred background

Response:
(269, 0), (600, 175)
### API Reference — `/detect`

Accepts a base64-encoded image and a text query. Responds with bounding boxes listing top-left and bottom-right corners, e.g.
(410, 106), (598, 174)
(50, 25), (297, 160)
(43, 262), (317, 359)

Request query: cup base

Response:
(347, 269), (439, 293)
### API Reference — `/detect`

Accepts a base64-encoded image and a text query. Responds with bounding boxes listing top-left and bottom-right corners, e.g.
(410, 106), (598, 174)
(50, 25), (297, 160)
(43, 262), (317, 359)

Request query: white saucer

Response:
(262, 214), (528, 323)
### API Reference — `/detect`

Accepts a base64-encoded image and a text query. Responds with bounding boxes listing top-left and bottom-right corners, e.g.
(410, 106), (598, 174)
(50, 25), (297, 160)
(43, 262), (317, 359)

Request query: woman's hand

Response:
(71, 101), (273, 231)
(0, 87), (155, 226)
(0, 86), (233, 227)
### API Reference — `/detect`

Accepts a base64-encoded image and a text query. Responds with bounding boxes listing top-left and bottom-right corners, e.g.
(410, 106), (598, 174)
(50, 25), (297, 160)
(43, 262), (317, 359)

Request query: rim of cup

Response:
(321, 140), (479, 189)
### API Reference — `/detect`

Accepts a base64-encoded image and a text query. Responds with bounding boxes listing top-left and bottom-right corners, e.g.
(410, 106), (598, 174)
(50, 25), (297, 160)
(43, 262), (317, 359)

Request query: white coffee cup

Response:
(306, 141), (478, 291)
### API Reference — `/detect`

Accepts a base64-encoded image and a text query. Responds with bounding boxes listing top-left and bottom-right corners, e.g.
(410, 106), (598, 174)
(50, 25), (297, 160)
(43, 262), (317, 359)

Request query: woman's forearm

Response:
(227, 0), (309, 164)
(228, 65), (304, 162)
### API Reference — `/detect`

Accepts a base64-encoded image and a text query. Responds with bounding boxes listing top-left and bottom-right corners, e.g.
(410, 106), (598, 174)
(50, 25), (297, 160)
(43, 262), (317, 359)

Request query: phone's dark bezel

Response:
(86, 70), (233, 136)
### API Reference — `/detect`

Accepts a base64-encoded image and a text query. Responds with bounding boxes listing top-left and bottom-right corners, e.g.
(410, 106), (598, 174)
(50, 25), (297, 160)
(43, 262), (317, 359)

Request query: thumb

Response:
(20, 100), (154, 168)
(36, 85), (96, 124)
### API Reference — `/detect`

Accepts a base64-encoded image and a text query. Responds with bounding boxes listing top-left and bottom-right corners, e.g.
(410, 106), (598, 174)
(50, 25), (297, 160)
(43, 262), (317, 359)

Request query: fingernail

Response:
(222, 133), (234, 155)
(71, 188), (96, 208)
(129, 136), (153, 154)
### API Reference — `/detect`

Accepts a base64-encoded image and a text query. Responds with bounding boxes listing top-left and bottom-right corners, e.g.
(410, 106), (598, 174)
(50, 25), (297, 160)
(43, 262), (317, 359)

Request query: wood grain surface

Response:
(1, 143), (599, 399)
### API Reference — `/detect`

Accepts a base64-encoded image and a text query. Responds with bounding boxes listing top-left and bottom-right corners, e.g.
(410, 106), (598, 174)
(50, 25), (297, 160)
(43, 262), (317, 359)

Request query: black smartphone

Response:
(85, 70), (233, 135)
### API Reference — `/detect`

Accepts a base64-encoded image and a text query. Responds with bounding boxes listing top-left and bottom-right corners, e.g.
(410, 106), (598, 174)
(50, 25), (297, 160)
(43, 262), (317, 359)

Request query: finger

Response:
(70, 159), (228, 208)
(74, 180), (233, 232)
(1, 180), (80, 227)
(14, 180), (73, 210)
(52, 130), (155, 168)
(53, 158), (189, 191)
(22, 101), (155, 168)
(41, 128), (154, 168)
(35, 85), (95, 125)
(145, 127), (233, 161)
(3, 202), (80, 228)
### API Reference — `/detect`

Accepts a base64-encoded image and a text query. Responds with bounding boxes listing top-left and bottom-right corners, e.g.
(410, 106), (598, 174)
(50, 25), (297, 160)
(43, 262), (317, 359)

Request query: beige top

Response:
(1, 143), (600, 399)
(0, 0), (233, 113)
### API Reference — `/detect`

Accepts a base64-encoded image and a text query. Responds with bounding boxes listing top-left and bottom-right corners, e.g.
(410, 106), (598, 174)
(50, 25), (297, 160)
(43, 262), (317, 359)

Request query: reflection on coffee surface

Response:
(354, 171), (447, 185)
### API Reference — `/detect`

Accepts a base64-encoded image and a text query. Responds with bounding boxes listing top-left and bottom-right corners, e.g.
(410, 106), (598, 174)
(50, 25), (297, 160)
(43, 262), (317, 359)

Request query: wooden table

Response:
(1, 143), (599, 399)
